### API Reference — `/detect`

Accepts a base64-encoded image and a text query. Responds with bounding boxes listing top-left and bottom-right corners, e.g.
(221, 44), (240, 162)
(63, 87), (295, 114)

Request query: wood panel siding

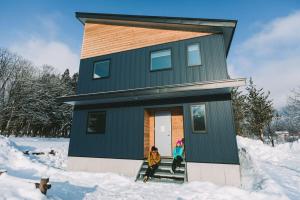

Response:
(171, 107), (184, 150)
(144, 110), (155, 158)
(81, 23), (212, 59)
(144, 110), (150, 158)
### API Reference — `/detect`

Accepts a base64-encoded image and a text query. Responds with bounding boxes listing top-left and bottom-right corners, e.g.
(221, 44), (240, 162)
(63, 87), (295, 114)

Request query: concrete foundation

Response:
(186, 162), (241, 187)
(67, 156), (143, 177)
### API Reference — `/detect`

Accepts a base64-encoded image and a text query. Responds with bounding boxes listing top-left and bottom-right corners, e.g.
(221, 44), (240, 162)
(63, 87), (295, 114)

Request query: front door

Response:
(155, 111), (172, 156)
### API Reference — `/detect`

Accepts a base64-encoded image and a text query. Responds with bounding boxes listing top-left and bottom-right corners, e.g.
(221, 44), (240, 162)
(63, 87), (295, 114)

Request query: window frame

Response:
(190, 103), (207, 133)
(150, 48), (173, 72)
(186, 43), (202, 67)
(92, 59), (111, 80)
(86, 111), (107, 134)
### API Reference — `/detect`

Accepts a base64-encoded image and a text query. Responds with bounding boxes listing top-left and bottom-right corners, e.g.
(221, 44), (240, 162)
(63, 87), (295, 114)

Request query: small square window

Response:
(150, 49), (172, 71)
(191, 104), (207, 132)
(93, 60), (110, 79)
(87, 111), (106, 133)
(187, 44), (202, 66)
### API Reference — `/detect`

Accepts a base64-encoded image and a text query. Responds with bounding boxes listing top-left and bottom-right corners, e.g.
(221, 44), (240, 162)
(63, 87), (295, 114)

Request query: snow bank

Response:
(0, 135), (299, 200)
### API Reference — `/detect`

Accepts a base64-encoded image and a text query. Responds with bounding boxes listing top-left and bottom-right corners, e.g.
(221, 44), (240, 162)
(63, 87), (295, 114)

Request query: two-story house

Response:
(59, 12), (245, 186)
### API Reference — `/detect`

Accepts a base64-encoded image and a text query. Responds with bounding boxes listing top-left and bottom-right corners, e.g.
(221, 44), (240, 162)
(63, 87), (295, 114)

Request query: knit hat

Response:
(176, 140), (182, 146)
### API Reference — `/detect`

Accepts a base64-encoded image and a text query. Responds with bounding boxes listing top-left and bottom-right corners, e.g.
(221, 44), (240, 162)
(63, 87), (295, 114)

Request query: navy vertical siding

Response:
(69, 99), (239, 164)
(68, 106), (144, 159)
(76, 34), (228, 95)
(183, 100), (239, 164)
(69, 32), (239, 164)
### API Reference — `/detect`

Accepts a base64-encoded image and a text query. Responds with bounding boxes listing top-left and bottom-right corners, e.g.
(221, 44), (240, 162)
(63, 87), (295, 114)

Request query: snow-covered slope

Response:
(0, 135), (299, 200)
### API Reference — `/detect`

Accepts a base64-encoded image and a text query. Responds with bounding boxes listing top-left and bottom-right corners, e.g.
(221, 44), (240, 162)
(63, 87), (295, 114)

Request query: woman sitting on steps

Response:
(143, 146), (161, 183)
(170, 140), (184, 174)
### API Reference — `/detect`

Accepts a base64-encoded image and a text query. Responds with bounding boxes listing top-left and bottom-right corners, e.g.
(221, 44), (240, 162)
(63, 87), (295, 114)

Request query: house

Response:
(59, 12), (246, 186)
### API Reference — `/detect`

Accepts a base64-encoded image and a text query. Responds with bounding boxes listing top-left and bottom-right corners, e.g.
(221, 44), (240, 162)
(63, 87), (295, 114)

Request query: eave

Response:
(57, 78), (246, 106)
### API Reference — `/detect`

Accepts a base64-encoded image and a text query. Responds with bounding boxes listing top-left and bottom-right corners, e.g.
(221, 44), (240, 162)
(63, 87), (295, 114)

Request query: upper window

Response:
(191, 104), (207, 132)
(150, 49), (172, 71)
(93, 60), (110, 79)
(87, 111), (106, 134)
(187, 44), (202, 66)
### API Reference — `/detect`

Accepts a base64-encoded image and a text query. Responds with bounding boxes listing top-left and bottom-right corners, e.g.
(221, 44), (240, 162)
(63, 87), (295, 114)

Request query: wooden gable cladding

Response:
(81, 23), (213, 59)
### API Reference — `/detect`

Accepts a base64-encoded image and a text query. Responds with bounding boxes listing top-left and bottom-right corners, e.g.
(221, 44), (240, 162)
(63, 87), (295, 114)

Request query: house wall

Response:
(183, 100), (239, 164)
(69, 98), (239, 165)
(68, 106), (144, 159)
(77, 34), (228, 95)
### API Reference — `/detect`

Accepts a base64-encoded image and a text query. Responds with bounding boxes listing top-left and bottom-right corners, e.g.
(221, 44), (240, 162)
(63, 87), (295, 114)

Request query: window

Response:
(87, 111), (106, 133)
(187, 44), (202, 66)
(191, 104), (206, 132)
(93, 60), (110, 79)
(150, 49), (172, 71)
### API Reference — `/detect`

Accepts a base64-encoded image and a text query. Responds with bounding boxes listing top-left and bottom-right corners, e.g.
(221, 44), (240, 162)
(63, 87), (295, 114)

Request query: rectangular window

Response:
(93, 60), (110, 79)
(187, 44), (202, 66)
(87, 111), (106, 133)
(150, 49), (172, 71)
(191, 104), (206, 132)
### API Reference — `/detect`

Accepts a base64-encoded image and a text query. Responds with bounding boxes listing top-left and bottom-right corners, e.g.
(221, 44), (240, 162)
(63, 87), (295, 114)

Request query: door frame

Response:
(154, 110), (173, 157)
(143, 105), (184, 158)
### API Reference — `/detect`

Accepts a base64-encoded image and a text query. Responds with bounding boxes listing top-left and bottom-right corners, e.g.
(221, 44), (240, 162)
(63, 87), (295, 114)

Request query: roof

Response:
(58, 78), (245, 106)
(75, 12), (237, 56)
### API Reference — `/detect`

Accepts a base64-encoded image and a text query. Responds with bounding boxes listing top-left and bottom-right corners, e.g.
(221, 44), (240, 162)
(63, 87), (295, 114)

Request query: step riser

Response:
(141, 166), (185, 172)
(140, 169), (185, 175)
(143, 162), (185, 168)
(139, 173), (184, 180)
(137, 159), (186, 183)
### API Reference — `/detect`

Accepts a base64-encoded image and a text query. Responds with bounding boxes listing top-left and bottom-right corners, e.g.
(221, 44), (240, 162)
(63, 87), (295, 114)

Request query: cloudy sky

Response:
(0, 0), (299, 108)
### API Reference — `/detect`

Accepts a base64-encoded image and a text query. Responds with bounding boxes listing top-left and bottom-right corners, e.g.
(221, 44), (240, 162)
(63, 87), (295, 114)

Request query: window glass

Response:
(187, 44), (202, 66)
(191, 104), (206, 132)
(87, 112), (106, 133)
(151, 49), (172, 71)
(93, 60), (110, 79)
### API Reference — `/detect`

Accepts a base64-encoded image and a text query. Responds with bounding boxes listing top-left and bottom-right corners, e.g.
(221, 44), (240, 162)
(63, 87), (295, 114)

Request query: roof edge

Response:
(75, 12), (237, 27)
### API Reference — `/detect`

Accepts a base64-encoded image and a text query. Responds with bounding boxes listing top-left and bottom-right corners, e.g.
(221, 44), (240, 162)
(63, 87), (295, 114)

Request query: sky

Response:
(0, 0), (299, 108)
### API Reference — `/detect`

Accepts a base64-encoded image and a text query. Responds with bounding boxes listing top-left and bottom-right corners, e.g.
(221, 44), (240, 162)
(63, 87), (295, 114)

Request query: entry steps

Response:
(136, 158), (186, 184)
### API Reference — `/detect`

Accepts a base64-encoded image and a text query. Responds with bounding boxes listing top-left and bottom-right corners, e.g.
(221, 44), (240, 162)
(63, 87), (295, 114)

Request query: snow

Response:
(0, 136), (299, 200)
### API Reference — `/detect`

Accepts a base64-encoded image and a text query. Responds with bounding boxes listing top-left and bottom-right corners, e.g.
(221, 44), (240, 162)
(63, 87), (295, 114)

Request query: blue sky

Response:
(0, 0), (299, 107)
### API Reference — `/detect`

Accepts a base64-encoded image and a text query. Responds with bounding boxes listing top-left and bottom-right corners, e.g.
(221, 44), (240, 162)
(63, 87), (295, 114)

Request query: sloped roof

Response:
(75, 12), (237, 57)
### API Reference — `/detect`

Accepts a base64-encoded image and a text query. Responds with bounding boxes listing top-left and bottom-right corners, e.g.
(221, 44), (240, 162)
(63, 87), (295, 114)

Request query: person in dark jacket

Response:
(143, 146), (161, 182)
(170, 140), (184, 174)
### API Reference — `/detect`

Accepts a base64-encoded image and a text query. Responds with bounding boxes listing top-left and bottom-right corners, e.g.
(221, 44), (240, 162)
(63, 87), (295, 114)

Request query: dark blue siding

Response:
(69, 33), (239, 164)
(68, 106), (144, 159)
(69, 99), (239, 164)
(183, 100), (239, 164)
(77, 34), (228, 94)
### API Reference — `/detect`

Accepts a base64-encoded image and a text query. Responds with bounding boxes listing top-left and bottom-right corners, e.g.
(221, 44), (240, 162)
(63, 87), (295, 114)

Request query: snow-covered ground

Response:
(0, 136), (299, 200)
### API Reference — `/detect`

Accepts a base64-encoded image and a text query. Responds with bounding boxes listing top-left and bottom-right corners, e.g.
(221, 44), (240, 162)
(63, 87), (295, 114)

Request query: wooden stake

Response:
(35, 177), (51, 195)
(0, 170), (7, 176)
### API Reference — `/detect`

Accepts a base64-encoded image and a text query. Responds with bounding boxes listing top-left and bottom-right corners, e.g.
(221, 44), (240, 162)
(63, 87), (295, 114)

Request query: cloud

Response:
(8, 14), (79, 75)
(10, 38), (79, 75)
(229, 11), (300, 108)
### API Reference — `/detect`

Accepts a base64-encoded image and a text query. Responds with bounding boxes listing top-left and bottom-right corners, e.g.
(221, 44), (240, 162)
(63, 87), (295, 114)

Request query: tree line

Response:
(1, 47), (299, 140)
(232, 78), (300, 145)
(0, 48), (78, 137)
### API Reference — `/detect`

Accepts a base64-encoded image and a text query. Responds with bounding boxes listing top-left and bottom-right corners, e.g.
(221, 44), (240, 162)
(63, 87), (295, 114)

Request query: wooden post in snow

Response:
(35, 177), (51, 195)
(0, 170), (7, 176)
